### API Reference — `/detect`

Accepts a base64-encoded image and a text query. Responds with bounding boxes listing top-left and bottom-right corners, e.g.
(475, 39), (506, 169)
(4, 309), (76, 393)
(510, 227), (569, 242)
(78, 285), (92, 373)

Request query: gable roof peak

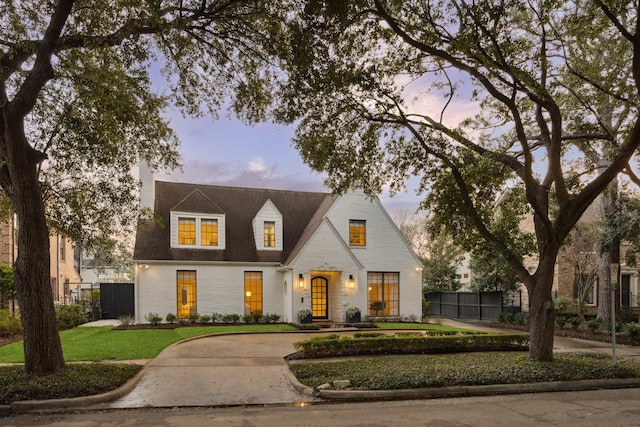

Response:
(171, 188), (224, 214)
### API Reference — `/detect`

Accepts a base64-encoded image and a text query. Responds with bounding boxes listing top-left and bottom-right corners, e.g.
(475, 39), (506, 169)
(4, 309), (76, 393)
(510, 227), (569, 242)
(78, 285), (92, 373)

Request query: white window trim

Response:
(253, 199), (283, 251)
(171, 211), (225, 249)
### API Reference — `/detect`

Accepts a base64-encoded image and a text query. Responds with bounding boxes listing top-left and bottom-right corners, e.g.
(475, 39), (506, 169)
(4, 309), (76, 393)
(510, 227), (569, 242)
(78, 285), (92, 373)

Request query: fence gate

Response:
(99, 282), (135, 319)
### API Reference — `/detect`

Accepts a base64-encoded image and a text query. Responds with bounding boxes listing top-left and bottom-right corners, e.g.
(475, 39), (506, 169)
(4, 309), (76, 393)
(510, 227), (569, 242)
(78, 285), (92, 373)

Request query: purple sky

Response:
(160, 112), (424, 214)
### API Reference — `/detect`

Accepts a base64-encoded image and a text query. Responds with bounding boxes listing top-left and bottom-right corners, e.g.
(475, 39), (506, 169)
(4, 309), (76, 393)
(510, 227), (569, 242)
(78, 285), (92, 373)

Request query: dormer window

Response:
(253, 199), (283, 251)
(264, 221), (276, 248)
(178, 218), (196, 245)
(172, 212), (225, 249)
(201, 219), (219, 246)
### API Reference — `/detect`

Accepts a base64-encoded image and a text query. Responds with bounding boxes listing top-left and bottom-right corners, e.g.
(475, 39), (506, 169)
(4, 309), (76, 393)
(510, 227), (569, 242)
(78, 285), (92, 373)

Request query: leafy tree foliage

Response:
(279, 1), (640, 361)
(421, 228), (463, 293)
(0, 0), (286, 374)
(0, 265), (16, 310)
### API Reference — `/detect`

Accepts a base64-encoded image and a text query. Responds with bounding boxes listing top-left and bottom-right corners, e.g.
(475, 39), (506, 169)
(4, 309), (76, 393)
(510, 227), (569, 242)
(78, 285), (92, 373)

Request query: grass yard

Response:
(0, 324), (296, 362)
(290, 352), (640, 390)
(0, 323), (462, 363)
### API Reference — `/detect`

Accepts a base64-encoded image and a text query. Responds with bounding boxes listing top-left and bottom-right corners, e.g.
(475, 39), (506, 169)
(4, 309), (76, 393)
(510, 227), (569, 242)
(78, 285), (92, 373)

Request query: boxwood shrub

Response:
(293, 332), (529, 359)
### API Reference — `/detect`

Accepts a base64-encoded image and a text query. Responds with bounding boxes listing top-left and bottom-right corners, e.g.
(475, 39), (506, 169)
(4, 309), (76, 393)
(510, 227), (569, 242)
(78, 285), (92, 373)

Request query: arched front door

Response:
(311, 276), (328, 319)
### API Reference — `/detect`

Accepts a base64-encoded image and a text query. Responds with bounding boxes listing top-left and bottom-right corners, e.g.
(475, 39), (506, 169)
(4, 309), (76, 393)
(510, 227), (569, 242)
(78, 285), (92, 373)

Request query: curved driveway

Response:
(108, 331), (322, 408)
(105, 322), (640, 409)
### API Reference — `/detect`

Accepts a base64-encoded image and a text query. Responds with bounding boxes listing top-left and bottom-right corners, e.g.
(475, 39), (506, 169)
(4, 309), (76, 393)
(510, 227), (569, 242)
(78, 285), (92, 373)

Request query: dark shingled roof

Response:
(134, 181), (333, 263)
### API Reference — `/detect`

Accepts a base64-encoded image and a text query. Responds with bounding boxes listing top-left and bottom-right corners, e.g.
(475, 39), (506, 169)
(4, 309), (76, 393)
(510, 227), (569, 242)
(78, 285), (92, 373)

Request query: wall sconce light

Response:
(347, 274), (355, 289)
(416, 266), (423, 271)
(140, 263), (149, 269)
(298, 273), (305, 289)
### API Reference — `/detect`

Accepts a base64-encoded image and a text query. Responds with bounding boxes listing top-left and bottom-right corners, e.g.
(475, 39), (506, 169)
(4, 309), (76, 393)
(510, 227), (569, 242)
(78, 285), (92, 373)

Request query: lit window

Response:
(264, 221), (275, 248)
(178, 218), (196, 245)
(244, 271), (263, 315)
(367, 272), (399, 317)
(349, 220), (366, 246)
(177, 270), (197, 318)
(201, 219), (218, 246)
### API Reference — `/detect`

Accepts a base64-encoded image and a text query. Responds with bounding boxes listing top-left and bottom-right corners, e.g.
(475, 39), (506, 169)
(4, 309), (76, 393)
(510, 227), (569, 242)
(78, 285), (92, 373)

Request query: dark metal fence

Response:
(99, 282), (135, 319)
(425, 290), (522, 321)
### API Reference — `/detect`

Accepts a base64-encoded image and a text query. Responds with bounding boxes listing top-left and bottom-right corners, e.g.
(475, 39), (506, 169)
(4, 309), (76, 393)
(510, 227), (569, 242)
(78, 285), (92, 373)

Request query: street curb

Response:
(316, 378), (640, 400)
(10, 365), (147, 415)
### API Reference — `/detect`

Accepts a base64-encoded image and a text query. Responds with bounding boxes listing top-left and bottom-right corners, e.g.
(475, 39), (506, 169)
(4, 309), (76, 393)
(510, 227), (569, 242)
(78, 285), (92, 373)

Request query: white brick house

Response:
(133, 180), (423, 323)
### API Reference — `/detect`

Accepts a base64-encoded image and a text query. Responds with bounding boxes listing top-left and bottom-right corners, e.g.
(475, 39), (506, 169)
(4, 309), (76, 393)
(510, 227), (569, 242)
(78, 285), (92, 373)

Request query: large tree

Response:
(0, 0), (285, 374)
(279, 1), (640, 361)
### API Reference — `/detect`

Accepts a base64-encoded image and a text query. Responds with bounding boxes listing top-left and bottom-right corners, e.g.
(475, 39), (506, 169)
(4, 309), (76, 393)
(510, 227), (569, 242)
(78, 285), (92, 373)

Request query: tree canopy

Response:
(279, 0), (640, 360)
(0, 0), (288, 374)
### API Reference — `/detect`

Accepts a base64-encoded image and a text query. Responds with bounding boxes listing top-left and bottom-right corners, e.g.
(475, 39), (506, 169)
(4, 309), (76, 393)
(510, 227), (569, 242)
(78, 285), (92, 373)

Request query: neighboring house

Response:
(133, 180), (423, 323)
(455, 197), (639, 314)
(0, 215), (81, 305)
(50, 233), (82, 305)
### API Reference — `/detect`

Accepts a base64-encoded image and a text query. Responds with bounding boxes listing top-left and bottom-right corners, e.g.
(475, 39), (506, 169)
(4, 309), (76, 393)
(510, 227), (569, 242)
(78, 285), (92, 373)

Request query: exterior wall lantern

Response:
(347, 274), (355, 290)
(298, 273), (305, 289)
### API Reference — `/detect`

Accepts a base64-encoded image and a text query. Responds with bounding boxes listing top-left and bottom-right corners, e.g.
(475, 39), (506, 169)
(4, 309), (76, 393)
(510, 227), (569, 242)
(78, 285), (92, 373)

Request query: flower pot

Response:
(346, 312), (361, 323)
(299, 313), (313, 324)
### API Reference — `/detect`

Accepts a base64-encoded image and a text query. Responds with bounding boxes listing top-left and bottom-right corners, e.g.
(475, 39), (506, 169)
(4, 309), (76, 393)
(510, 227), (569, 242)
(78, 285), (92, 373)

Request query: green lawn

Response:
(0, 323), (463, 363)
(0, 324), (296, 362)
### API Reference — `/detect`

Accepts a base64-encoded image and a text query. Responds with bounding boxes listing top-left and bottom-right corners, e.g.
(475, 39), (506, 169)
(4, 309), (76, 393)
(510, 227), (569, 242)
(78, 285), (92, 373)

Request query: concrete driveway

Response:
(108, 331), (322, 408)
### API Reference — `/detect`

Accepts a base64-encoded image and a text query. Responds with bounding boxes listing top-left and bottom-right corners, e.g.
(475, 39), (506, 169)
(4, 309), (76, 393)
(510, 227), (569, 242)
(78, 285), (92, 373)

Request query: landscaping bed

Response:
(289, 352), (640, 391)
(290, 331), (530, 359)
(0, 364), (142, 405)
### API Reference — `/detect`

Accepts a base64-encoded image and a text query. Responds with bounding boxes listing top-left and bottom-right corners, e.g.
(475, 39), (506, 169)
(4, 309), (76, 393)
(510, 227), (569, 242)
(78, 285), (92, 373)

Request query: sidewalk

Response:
(8, 321), (640, 414)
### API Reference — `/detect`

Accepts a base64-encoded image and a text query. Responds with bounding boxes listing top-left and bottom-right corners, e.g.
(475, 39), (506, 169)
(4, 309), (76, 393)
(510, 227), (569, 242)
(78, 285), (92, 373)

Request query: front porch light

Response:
(347, 274), (355, 289)
(298, 273), (305, 289)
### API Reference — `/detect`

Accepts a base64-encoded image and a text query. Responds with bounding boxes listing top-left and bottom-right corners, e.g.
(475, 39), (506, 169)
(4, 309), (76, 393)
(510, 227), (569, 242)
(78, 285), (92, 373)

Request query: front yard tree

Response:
(279, 1), (640, 361)
(0, 1), (285, 375)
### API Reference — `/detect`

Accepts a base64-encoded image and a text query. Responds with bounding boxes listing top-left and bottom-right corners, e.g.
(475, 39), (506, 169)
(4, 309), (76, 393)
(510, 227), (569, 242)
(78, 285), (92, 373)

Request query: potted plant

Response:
(346, 306), (361, 323)
(297, 308), (313, 324)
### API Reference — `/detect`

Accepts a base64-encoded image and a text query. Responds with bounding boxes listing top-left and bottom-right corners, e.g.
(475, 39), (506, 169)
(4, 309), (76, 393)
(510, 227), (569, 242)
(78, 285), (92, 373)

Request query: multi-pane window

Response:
(349, 220), (366, 246)
(244, 271), (263, 315)
(178, 218), (196, 245)
(177, 270), (197, 318)
(367, 272), (399, 317)
(173, 213), (224, 249)
(201, 219), (218, 246)
(574, 274), (597, 305)
(264, 221), (276, 248)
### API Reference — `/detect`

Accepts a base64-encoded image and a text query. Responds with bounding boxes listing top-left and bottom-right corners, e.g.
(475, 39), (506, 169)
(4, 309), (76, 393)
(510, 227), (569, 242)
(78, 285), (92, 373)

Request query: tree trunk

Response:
(597, 179), (620, 324)
(527, 263), (555, 361)
(5, 121), (64, 375)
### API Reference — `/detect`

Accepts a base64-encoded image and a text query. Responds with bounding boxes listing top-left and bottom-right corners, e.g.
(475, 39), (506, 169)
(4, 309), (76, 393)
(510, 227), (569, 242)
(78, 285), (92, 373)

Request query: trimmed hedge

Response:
(293, 332), (530, 359)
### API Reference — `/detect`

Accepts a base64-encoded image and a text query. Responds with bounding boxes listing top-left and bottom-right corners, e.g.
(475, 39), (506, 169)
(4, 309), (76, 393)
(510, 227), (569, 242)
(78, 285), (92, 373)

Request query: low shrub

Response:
(353, 332), (385, 338)
(293, 333), (530, 359)
(0, 310), (21, 337)
(165, 313), (177, 323)
(625, 322), (640, 338)
(221, 313), (240, 323)
(188, 313), (200, 323)
(55, 305), (87, 330)
(199, 314), (212, 323)
(586, 319), (600, 332)
(145, 312), (162, 325)
(118, 314), (136, 326)
(264, 313), (281, 323)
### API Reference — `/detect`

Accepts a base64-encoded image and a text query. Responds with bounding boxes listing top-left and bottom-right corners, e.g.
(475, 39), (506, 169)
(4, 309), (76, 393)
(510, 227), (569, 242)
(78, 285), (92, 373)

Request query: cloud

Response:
(162, 158), (327, 193)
